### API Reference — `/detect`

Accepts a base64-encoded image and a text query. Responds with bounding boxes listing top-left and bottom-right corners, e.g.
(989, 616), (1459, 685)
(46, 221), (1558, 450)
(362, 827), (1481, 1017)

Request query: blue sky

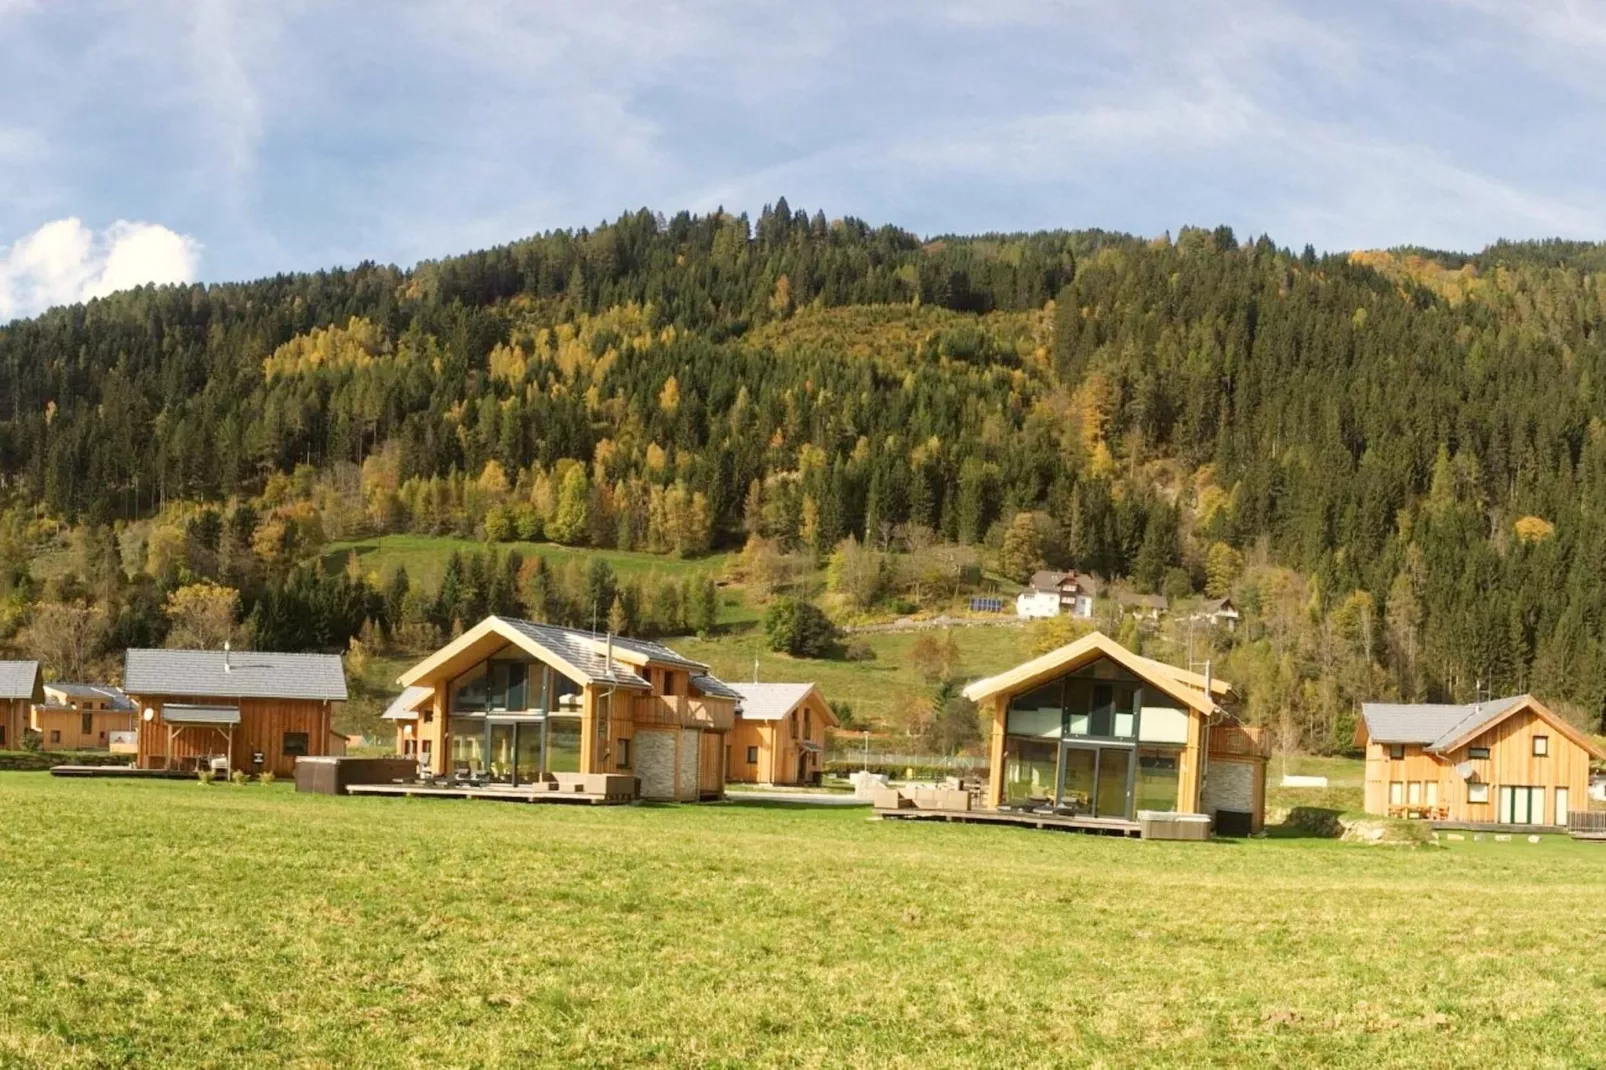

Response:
(2, 0), (1605, 319)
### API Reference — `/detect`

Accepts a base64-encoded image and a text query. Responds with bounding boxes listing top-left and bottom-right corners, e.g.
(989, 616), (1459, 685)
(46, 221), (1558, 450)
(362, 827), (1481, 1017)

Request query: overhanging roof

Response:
(161, 704), (241, 725)
(1360, 694), (1606, 759)
(381, 686), (434, 721)
(961, 631), (1225, 715)
(125, 649), (347, 702)
(729, 682), (816, 721)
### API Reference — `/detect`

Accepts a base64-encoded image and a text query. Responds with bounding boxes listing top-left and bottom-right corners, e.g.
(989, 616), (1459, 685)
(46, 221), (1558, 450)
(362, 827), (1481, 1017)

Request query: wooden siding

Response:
(1363, 706), (1592, 823)
(130, 695), (334, 778)
(698, 730), (724, 796)
(724, 691), (831, 785)
(30, 707), (136, 751)
(1, 697), (30, 749)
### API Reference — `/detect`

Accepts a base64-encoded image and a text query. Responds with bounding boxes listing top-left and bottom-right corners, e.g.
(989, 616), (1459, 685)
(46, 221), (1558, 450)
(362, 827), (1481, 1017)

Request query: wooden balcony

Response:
(630, 694), (734, 733)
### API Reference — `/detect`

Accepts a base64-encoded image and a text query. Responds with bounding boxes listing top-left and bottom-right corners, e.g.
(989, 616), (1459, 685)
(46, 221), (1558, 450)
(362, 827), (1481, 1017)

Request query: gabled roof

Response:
(728, 682), (819, 722)
(961, 631), (1226, 714)
(1358, 694), (1606, 759)
(0, 660), (41, 701)
(397, 616), (717, 692)
(124, 649), (348, 702)
(43, 683), (135, 710)
(1028, 570), (1071, 592)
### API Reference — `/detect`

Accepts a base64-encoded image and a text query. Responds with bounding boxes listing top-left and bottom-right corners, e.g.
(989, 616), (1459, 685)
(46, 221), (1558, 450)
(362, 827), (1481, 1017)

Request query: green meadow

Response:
(2, 775), (1604, 1068)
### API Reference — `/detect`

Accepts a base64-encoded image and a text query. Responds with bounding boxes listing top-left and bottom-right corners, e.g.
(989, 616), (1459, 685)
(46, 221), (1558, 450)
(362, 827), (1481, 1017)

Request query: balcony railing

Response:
(631, 694), (734, 732)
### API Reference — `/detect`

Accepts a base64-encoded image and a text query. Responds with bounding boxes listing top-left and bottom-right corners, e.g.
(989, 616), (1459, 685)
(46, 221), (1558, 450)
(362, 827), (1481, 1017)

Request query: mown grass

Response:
(675, 624), (1035, 727)
(2, 775), (1604, 1068)
(323, 534), (733, 594)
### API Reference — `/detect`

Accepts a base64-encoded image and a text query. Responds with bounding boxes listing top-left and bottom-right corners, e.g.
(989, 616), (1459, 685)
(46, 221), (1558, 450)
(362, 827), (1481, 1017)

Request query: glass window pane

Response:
(1407, 782), (1421, 805)
(1067, 713), (1090, 736)
(1389, 781), (1403, 805)
(505, 662), (527, 712)
(450, 717), (485, 773)
(453, 666), (488, 713)
(1556, 788), (1570, 826)
(1059, 747), (1095, 814)
(1003, 738), (1058, 806)
(1138, 705), (1189, 744)
(1114, 711), (1135, 738)
(1095, 748), (1131, 819)
(1425, 781), (1438, 806)
(516, 722), (543, 783)
(1136, 750), (1180, 812)
(1090, 685), (1113, 738)
(546, 716), (581, 773)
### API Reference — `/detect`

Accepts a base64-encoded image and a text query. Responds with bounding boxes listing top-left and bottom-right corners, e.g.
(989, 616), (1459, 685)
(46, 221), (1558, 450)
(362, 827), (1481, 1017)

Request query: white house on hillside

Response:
(1015, 571), (1096, 620)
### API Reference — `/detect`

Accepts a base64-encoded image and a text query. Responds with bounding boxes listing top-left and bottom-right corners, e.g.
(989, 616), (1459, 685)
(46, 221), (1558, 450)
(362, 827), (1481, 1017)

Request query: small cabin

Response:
(726, 683), (838, 786)
(963, 632), (1268, 833)
(0, 661), (42, 749)
(387, 616), (740, 802)
(32, 683), (137, 751)
(124, 648), (348, 777)
(1356, 695), (1605, 826)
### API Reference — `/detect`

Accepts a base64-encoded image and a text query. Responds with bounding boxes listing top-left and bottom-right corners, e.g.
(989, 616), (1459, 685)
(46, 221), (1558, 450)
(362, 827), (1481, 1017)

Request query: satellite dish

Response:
(142, 707), (155, 722)
(1455, 761), (1475, 780)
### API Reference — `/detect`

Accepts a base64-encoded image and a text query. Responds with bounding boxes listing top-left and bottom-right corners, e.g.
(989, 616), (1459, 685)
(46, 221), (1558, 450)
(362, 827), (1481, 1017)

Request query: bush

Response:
(259, 771), (276, 787)
(842, 640), (876, 662)
(197, 769), (215, 785)
(231, 770), (248, 786)
(762, 597), (839, 658)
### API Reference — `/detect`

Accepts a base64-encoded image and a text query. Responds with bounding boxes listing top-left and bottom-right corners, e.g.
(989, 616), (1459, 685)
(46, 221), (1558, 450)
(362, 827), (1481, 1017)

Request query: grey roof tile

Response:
(730, 682), (815, 721)
(124, 649), (348, 701)
(1360, 695), (1528, 750)
(0, 661), (39, 700)
(691, 673), (741, 701)
(493, 618), (651, 689)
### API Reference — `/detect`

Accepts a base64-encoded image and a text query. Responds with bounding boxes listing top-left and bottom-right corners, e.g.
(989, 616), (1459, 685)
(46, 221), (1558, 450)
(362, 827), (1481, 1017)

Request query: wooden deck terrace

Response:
(874, 805), (1142, 837)
(344, 782), (633, 805)
(49, 764), (188, 780)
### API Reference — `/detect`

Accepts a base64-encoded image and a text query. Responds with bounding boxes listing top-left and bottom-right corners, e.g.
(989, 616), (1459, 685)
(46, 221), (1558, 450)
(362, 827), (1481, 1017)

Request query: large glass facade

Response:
(449, 716), (486, 774)
(1000, 658), (1187, 819)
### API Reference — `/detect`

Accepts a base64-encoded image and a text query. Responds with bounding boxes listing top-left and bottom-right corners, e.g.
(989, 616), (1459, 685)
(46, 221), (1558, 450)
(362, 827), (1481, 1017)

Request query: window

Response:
(1468, 746), (1490, 760)
(1407, 781), (1422, 806)
(1135, 750), (1181, 812)
(746, 746), (758, 765)
(1389, 781), (1404, 806)
(49, 730), (61, 744)
(1556, 787), (1570, 826)
(1388, 744), (1405, 760)
(804, 709), (812, 739)
(1533, 735), (1549, 757)
(82, 712), (93, 735)
(1498, 785), (1545, 825)
(790, 712), (798, 739)
(616, 738), (631, 770)
(1425, 781), (1439, 807)
(282, 732), (309, 757)
(1467, 781), (1489, 804)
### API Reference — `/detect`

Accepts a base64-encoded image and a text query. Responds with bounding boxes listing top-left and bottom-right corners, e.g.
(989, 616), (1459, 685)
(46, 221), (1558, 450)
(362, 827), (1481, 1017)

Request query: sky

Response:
(2, 0), (1605, 320)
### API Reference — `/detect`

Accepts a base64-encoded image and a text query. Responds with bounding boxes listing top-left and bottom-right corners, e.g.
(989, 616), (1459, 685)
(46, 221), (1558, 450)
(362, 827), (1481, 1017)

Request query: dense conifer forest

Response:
(5, 200), (1606, 749)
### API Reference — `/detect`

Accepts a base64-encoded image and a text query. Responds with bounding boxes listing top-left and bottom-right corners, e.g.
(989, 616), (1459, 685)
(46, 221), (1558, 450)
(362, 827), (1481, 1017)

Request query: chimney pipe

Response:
(223, 640), (232, 673)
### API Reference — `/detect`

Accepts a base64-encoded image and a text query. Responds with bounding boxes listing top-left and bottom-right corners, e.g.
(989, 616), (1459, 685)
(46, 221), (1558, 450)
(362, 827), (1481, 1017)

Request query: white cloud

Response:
(0, 218), (201, 322)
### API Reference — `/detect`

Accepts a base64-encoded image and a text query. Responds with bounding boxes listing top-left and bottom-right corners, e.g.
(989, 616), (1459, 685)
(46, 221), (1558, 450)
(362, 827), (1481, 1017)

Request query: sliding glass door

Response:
(1059, 744), (1134, 819)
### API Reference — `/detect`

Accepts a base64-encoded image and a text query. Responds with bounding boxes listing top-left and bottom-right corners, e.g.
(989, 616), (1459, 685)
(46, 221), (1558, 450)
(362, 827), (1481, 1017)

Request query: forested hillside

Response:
(4, 200), (1606, 749)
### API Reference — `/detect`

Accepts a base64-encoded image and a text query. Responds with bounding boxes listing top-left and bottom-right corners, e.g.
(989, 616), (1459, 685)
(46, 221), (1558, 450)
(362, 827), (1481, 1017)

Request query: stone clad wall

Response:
(634, 729), (676, 801)
(677, 728), (699, 801)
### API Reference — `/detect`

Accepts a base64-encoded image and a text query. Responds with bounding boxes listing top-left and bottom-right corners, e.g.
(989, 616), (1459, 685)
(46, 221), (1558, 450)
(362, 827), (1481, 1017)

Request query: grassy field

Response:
(323, 535), (733, 595)
(3, 776), (1605, 1068)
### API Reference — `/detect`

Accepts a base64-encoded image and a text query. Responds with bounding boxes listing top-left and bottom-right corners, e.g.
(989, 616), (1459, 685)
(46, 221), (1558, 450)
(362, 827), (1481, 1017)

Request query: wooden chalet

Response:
(388, 616), (740, 802)
(0, 661), (42, 750)
(1356, 695), (1606, 826)
(123, 648), (348, 777)
(726, 682), (838, 786)
(32, 683), (136, 751)
(960, 632), (1268, 834)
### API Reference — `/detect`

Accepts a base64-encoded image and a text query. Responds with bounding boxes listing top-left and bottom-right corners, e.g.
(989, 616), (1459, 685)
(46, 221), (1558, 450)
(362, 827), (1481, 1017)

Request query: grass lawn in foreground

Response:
(2, 775), (1605, 1068)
